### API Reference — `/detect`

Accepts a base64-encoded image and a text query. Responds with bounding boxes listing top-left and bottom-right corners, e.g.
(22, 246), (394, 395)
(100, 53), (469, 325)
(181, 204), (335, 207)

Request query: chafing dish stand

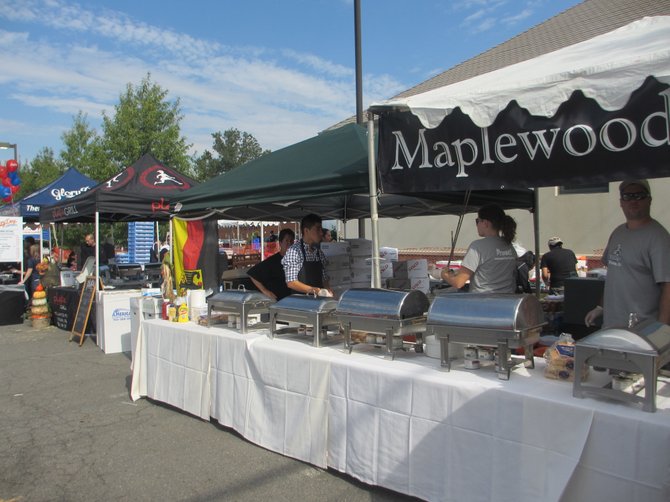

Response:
(206, 288), (274, 334)
(268, 294), (340, 347)
(426, 293), (545, 380)
(336, 288), (429, 360)
(573, 320), (670, 412)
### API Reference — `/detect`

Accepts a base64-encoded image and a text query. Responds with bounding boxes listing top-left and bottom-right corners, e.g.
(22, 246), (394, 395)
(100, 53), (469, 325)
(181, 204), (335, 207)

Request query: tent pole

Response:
(95, 211), (100, 293)
(533, 189), (541, 298)
(261, 222), (265, 258)
(367, 113), (381, 288)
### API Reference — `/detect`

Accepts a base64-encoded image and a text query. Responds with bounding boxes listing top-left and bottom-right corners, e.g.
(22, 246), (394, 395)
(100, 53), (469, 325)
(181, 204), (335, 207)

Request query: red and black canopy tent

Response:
(39, 153), (197, 224)
(37, 153), (220, 291)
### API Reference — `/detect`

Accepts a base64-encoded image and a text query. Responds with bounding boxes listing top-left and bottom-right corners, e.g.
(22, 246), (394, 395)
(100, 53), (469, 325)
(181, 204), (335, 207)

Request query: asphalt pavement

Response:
(0, 320), (419, 502)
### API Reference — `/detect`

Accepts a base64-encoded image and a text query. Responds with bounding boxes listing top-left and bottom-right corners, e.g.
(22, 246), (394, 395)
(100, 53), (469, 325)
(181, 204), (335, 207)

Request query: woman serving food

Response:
(441, 204), (518, 294)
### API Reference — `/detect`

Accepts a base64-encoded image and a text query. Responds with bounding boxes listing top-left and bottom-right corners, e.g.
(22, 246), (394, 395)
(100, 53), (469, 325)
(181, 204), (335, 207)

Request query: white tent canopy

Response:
(370, 16), (670, 128)
(365, 15), (670, 287)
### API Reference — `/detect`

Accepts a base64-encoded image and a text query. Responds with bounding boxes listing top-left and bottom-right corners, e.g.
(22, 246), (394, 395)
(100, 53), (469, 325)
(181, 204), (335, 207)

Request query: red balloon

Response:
(6, 159), (18, 172)
(0, 166), (6, 178)
(2, 196), (11, 203)
(1, 177), (11, 187)
(10, 184), (19, 194)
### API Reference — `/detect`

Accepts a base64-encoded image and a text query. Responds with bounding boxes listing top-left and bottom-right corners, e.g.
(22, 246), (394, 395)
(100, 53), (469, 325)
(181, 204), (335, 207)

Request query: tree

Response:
(60, 112), (110, 182)
(16, 147), (65, 200)
(101, 73), (191, 174)
(193, 128), (270, 181)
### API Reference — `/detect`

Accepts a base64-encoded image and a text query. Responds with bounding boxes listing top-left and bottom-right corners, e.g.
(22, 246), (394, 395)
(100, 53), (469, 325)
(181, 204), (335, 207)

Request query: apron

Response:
(297, 239), (324, 288)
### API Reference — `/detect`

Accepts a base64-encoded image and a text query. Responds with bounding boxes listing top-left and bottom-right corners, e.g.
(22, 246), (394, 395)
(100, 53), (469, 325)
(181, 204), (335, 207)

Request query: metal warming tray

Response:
(206, 288), (274, 333)
(268, 294), (340, 347)
(336, 288), (429, 359)
(573, 320), (670, 412)
(426, 293), (545, 379)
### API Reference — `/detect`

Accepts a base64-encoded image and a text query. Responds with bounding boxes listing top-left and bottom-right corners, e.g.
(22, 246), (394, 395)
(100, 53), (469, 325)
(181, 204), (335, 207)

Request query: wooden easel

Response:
(70, 276), (97, 346)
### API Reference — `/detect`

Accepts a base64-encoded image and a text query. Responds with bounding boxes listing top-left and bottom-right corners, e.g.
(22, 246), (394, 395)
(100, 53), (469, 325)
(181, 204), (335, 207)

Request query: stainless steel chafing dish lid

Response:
(336, 288), (429, 319)
(207, 290), (273, 305)
(427, 293), (545, 331)
(272, 294), (338, 313)
(577, 320), (670, 356)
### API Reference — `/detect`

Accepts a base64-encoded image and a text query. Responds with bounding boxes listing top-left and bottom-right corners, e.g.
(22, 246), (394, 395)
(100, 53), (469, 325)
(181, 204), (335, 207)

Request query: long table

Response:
(131, 319), (670, 502)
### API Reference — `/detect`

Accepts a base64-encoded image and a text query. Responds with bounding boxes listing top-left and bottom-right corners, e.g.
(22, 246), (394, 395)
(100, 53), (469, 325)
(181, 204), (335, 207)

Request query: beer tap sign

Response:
(0, 159), (21, 203)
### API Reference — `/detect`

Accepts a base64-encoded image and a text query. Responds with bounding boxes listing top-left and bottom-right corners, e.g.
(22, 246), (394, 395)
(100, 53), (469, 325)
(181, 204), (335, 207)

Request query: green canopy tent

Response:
(172, 122), (534, 288)
(172, 123), (534, 222)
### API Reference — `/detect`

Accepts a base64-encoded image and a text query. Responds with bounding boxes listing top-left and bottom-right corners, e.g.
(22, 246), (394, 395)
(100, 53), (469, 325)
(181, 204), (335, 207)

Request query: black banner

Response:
(378, 77), (670, 192)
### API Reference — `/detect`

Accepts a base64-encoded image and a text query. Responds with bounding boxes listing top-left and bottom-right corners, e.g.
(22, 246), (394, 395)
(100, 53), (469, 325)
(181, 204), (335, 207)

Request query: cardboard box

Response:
(345, 238), (373, 256)
(393, 259), (428, 278)
(380, 261), (394, 278)
(386, 278), (410, 290)
(350, 254), (373, 267)
(320, 241), (351, 256)
(325, 254), (352, 269)
(410, 277), (430, 294)
(379, 247), (399, 262)
(328, 268), (354, 286)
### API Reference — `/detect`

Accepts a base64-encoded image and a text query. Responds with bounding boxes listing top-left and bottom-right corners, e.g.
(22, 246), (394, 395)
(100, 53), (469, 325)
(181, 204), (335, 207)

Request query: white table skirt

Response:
(131, 319), (670, 502)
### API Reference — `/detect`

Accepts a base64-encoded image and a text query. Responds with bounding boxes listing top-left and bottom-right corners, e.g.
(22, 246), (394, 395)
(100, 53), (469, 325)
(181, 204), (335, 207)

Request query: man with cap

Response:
(540, 236), (577, 295)
(585, 179), (670, 329)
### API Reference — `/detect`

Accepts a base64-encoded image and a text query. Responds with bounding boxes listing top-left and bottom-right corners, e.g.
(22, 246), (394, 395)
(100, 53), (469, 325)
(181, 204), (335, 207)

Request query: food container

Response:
(206, 288), (274, 333)
(336, 288), (429, 359)
(573, 320), (670, 412)
(426, 293), (545, 380)
(268, 294), (339, 347)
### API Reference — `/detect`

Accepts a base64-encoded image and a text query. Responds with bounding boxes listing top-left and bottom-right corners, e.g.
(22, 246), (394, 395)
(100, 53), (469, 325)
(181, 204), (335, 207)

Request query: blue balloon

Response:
(0, 186), (10, 198)
(9, 172), (20, 185)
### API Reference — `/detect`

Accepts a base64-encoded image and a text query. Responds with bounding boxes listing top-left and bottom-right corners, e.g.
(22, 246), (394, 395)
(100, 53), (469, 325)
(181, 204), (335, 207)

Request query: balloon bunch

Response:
(0, 159), (20, 203)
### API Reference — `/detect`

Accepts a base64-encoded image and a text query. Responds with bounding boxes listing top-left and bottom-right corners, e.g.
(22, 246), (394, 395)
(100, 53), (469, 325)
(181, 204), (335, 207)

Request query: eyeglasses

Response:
(621, 192), (650, 201)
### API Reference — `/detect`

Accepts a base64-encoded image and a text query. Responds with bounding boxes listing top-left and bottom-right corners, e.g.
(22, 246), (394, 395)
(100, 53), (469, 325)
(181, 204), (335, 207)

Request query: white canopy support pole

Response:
(533, 189), (541, 298)
(169, 217), (173, 265)
(59, 223), (64, 264)
(261, 221), (265, 258)
(367, 113), (381, 289)
(95, 211), (100, 289)
(38, 223), (44, 259)
(50, 223), (60, 262)
(19, 216), (24, 276)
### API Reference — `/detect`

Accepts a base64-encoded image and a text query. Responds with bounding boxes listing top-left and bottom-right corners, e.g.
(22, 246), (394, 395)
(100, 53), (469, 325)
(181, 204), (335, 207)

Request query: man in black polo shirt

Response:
(540, 236), (577, 294)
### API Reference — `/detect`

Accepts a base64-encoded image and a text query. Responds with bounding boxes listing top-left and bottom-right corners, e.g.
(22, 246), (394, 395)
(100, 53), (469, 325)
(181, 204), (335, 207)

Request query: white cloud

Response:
(10, 93), (112, 117)
(281, 49), (353, 78)
(0, 0), (409, 160)
(503, 8), (532, 25)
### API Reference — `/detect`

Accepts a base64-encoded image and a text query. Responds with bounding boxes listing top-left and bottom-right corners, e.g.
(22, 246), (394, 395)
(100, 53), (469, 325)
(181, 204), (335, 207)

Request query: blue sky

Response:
(0, 0), (580, 166)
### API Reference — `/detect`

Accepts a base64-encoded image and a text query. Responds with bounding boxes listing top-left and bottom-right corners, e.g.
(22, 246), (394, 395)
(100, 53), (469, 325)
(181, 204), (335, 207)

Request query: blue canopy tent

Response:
(0, 167), (97, 221)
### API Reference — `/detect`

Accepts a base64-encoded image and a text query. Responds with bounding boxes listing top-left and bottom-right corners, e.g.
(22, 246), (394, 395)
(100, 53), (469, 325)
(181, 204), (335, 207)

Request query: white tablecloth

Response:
(131, 319), (670, 502)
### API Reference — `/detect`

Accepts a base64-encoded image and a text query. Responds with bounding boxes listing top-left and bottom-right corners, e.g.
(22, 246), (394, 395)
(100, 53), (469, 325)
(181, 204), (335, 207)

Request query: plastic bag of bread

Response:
(544, 333), (587, 381)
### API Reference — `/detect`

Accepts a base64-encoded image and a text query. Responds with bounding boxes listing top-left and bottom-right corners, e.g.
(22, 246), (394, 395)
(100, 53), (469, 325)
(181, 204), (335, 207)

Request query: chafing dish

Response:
(268, 294), (340, 347)
(206, 288), (274, 333)
(426, 293), (545, 380)
(336, 288), (429, 359)
(573, 320), (670, 412)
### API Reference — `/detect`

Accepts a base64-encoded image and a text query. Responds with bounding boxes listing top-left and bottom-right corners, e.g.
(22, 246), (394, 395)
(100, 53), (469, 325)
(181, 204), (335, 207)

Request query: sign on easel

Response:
(70, 276), (96, 346)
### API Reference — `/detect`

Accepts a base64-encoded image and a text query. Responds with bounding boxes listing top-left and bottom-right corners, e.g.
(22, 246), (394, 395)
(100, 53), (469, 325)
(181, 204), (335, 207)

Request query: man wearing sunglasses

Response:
(585, 179), (670, 328)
